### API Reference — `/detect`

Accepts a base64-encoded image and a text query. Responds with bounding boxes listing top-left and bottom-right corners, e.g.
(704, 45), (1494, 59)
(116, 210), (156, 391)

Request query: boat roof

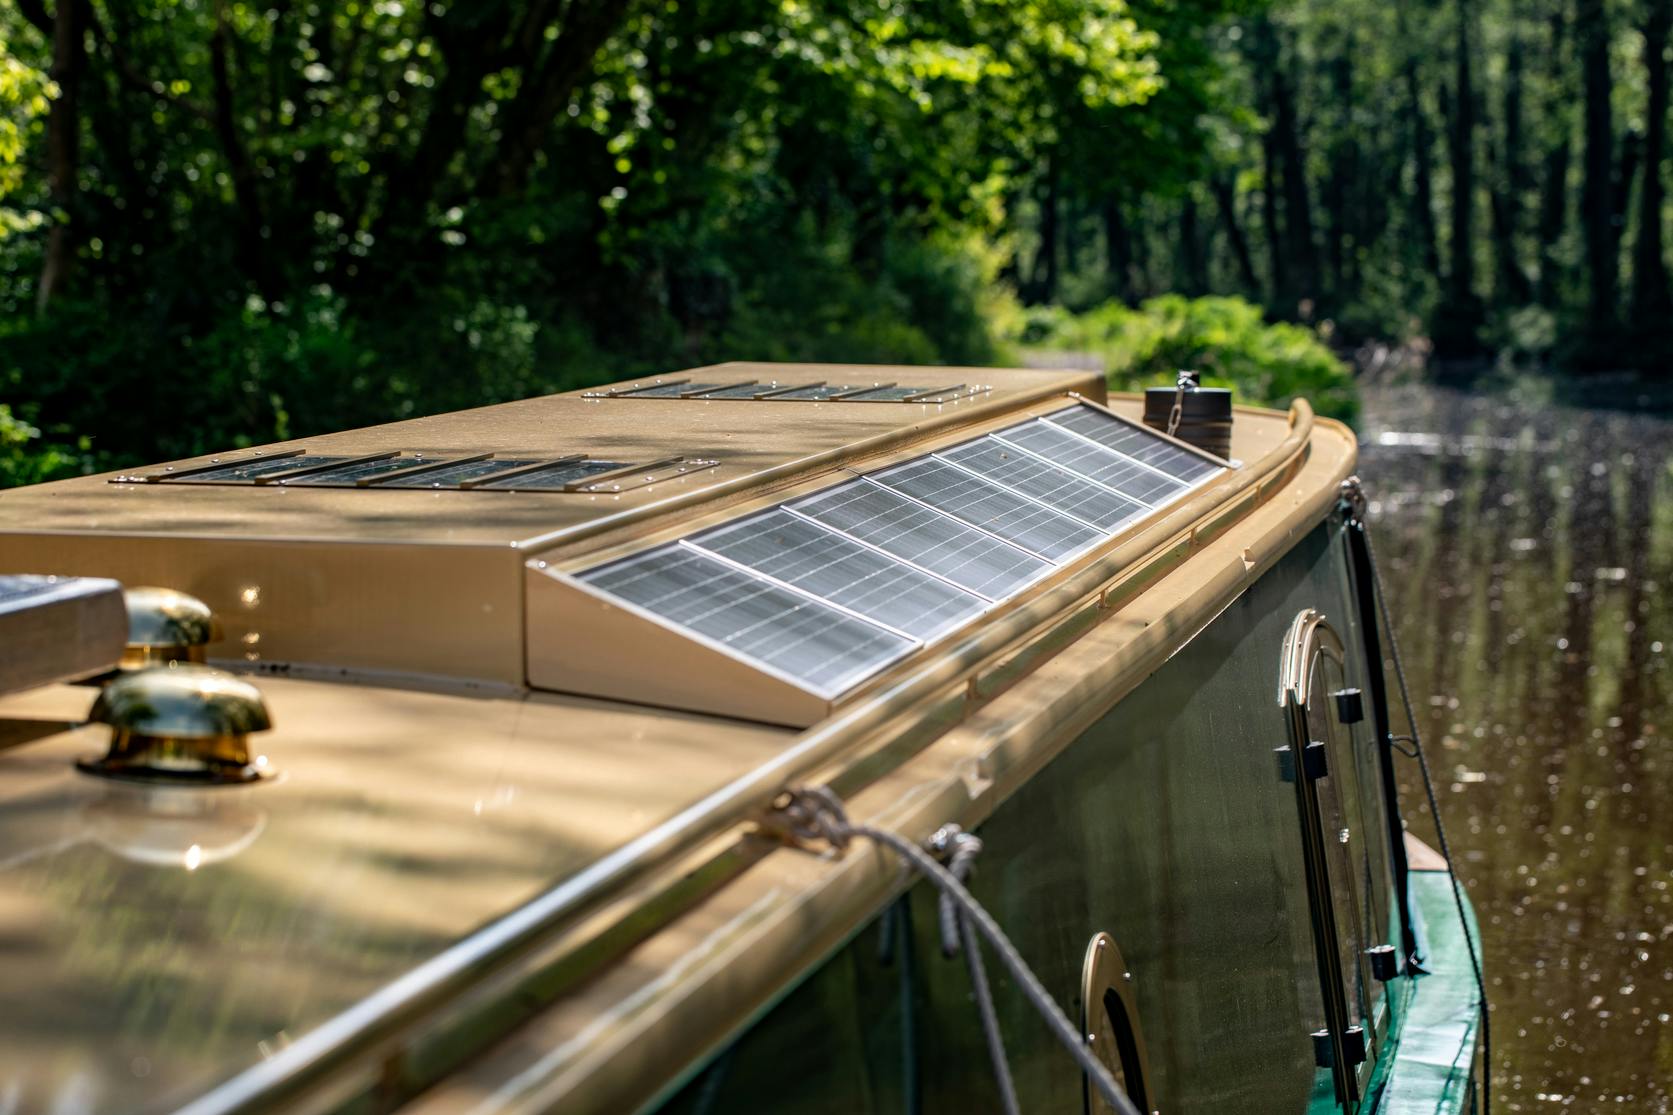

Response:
(0, 366), (1351, 1114)
(0, 364), (1098, 692)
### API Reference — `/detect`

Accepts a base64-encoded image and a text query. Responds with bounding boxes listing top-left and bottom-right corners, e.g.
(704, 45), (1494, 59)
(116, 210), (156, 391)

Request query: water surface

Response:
(1359, 384), (1672, 1111)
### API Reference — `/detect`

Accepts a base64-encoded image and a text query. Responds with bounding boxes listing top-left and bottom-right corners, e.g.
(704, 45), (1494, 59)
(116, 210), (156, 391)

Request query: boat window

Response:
(1080, 932), (1157, 1115)
(569, 403), (1229, 700)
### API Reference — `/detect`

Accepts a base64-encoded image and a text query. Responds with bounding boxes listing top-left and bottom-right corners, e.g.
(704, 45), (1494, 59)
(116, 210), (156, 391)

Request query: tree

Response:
(1630, 0), (1671, 329)
(1578, 0), (1616, 348)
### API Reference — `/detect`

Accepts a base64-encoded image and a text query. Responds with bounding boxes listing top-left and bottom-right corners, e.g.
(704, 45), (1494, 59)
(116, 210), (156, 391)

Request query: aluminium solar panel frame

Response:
(527, 557), (840, 726)
(525, 393), (1238, 727)
(1061, 393), (1236, 471)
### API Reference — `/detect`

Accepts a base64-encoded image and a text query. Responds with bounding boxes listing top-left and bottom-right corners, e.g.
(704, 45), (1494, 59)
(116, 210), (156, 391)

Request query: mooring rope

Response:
(1362, 520), (1493, 1115)
(772, 787), (1142, 1115)
(931, 826), (1020, 1115)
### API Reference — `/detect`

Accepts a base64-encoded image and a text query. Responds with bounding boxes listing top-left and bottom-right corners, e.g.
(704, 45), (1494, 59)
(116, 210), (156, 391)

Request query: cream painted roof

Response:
(0, 379), (1337, 1115)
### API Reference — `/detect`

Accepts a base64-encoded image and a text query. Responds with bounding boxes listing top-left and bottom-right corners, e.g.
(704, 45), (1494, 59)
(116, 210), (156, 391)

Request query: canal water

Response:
(1357, 384), (1672, 1111)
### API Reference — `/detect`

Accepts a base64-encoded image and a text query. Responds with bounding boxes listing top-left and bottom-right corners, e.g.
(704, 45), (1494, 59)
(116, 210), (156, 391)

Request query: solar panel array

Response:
(114, 453), (705, 493)
(582, 378), (987, 404)
(573, 403), (1227, 699)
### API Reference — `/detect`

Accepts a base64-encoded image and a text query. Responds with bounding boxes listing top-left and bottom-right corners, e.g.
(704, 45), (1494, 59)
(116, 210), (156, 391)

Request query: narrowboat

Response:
(0, 363), (1486, 1114)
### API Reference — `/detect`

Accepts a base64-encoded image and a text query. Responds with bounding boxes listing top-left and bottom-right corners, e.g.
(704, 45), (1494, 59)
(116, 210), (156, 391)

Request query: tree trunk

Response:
(486, 0), (634, 197)
(1493, 17), (1533, 304)
(1578, 0), (1617, 344)
(1447, 0), (1478, 312)
(1211, 177), (1262, 294)
(210, 0), (277, 300)
(1326, 50), (1354, 301)
(1631, 0), (1671, 327)
(1537, 2), (1572, 305)
(1261, 124), (1286, 298)
(1180, 193), (1206, 296)
(1613, 129), (1642, 260)
(1487, 138), (1533, 306)
(1036, 153), (1061, 304)
(1103, 198), (1135, 304)
(1398, 1), (1442, 283)
(368, 5), (518, 258)
(1272, 67), (1317, 305)
(37, 0), (88, 310)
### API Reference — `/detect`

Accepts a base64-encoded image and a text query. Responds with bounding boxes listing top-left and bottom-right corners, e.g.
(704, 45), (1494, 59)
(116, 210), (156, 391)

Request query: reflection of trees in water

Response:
(1361, 385), (1671, 1106)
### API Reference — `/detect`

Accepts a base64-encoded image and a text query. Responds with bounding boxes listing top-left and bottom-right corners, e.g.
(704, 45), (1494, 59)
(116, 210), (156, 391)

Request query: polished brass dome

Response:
(121, 587), (220, 668)
(79, 665), (272, 784)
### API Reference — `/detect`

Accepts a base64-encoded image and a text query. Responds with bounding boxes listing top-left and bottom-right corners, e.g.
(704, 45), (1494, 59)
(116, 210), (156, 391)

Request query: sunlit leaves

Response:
(0, 48), (55, 238)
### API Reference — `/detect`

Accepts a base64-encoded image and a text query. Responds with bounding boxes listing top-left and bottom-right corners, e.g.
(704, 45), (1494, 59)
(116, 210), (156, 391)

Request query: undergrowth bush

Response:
(1017, 294), (1359, 425)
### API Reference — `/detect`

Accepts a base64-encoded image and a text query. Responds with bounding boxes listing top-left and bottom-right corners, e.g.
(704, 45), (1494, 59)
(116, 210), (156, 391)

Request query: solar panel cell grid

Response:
(790, 480), (1049, 600)
(1046, 405), (1222, 481)
(992, 420), (1186, 506)
(171, 456), (346, 483)
(840, 386), (931, 401)
(280, 456), (433, 486)
(623, 382), (724, 397)
(938, 437), (1147, 531)
(571, 400), (1228, 701)
(688, 509), (986, 640)
(478, 460), (624, 490)
(377, 459), (544, 489)
(868, 457), (1103, 562)
(578, 545), (912, 696)
(770, 384), (882, 401)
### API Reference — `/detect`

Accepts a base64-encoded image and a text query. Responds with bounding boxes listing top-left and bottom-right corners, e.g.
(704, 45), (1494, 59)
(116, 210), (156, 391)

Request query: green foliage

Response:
(0, 45), (53, 238)
(0, 404), (94, 486)
(0, 0), (1177, 477)
(1019, 294), (1359, 423)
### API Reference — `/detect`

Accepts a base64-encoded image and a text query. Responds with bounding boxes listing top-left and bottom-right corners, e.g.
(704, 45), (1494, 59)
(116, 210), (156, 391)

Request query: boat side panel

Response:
(654, 521), (1381, 1114)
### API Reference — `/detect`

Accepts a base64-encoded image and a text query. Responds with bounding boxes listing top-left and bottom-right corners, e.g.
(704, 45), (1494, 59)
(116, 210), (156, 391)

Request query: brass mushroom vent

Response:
(121, 586), (220, 668)
(79, 665), (273, 785)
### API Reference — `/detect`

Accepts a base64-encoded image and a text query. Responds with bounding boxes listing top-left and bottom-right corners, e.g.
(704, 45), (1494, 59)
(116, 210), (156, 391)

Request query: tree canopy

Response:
(0, 0), (1667, 474)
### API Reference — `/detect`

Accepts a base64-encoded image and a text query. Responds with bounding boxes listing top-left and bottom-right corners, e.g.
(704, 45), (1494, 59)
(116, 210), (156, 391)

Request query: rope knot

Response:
(929, 824), (985, 958)
(765, 785), (854, 852)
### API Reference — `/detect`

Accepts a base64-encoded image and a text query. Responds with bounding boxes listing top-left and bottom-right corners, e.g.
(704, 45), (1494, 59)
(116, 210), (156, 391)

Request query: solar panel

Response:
(566, 398), (1230, 703)
(280, 455), (437, 486)
(170, 455), (347, 484)
(622, 381), (727, 398)
(867, 457), (1103, 562)
(938, 437), (1147, 532)
(584, 380), (989, 403)
(772, 384), (864, 401)
(477, 459), (625, 490)
(696, 382), (784, 399)
(577, 545), (912, 696)
(1045, 405), (1222, 481)
(376, 458), (544, 489)
(790, 480), (1048, 599)
(688, 509), (986, 640)
(992, 420), (1186, 506)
